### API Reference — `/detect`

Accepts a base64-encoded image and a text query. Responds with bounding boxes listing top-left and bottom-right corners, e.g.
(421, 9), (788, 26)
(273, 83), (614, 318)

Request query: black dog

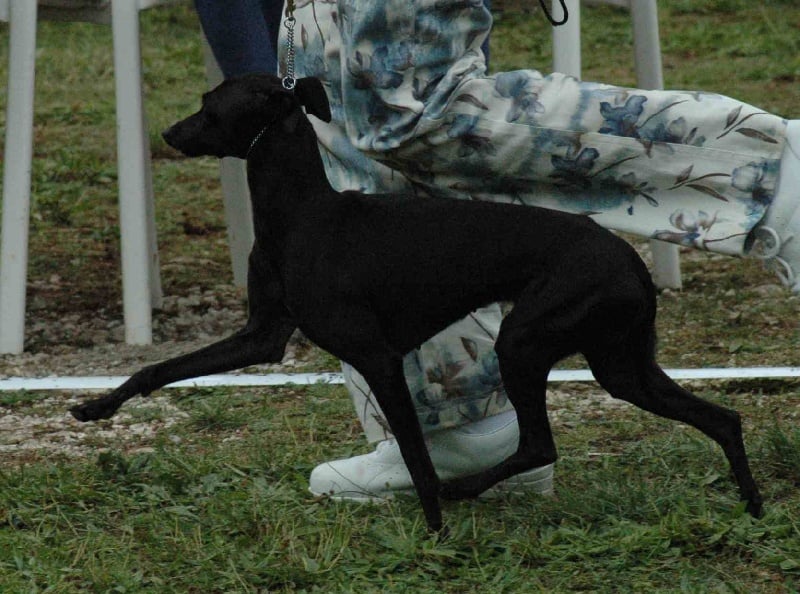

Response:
(71, 74), (762, 532)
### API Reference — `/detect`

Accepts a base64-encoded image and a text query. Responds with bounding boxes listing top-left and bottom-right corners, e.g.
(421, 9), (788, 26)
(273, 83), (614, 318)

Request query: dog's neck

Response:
(245, 114), (335, 210)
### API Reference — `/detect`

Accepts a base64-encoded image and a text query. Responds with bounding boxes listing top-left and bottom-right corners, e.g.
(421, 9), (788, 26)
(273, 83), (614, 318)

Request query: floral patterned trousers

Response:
(282, 0), (789, 442)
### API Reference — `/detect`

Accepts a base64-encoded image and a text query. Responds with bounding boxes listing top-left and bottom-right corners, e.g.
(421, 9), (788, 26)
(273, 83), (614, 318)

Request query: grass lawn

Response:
(0, 1), (799, 592)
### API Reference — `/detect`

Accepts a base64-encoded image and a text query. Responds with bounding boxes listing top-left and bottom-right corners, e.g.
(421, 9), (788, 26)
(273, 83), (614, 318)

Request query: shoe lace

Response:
(750, 226), (797, 287)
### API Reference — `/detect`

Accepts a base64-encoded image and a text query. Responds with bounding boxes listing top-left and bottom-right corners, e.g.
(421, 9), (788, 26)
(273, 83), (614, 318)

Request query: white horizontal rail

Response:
(0, 368), (798, 392)
(0, 373), (344, 392)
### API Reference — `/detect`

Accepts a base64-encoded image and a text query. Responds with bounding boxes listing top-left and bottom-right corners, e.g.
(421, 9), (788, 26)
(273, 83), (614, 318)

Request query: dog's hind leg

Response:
(584, 322), (763, 517)
(440, 313), (565, 500)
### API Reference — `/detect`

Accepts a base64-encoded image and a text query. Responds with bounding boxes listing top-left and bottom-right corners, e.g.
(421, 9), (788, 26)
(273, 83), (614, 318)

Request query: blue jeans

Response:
(194, 0), (284, 78)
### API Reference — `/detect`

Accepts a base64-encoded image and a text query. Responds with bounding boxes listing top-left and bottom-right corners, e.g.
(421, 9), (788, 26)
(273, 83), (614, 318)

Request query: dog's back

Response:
(279, 188), (655, 355)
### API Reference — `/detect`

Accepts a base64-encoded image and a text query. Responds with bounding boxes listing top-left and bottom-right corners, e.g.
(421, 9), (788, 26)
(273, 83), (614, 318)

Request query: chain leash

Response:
(282, 0), (297, 91)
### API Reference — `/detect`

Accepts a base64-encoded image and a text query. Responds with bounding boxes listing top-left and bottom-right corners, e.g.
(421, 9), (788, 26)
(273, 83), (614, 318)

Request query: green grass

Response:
(0, 1), (799, 592)
(1, 384), (800, 592)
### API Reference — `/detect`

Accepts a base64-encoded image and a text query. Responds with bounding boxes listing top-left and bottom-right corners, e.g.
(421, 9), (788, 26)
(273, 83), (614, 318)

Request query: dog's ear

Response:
(294, 77), (332, 123)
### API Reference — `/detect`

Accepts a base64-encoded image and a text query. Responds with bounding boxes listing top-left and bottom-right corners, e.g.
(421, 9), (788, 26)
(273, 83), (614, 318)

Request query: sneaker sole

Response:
(309, 464), (555, 502)
(479, 463), (555, 498)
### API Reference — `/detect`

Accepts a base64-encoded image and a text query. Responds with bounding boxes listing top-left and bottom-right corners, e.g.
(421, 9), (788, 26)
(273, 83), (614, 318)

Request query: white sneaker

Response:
(308, 411), (554, 501)
(750, 120), (800, 293)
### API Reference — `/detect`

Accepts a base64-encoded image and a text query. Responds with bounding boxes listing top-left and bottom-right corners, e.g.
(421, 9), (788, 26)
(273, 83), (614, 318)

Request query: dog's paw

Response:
(746, 497), (764, 519)
(69, 397), (119, 422)
(428, 523), (451, 541)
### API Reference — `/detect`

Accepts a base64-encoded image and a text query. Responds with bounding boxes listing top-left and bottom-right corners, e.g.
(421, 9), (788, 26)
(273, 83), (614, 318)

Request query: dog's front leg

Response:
(70, 317), (295, 422)
(351, 353), (444, 533)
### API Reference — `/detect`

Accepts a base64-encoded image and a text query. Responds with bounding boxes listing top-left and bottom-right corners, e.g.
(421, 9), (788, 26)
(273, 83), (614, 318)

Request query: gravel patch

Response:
(0, 285), (314, 464)
(0, 394), (188, 461)
(3, 284), (250, 378)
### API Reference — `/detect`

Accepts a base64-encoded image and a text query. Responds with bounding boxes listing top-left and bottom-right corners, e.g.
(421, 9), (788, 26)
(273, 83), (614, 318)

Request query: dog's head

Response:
(162, 74), (332, 160)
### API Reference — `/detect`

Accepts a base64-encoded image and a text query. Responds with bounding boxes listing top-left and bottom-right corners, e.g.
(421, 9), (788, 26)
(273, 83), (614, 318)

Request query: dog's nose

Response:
(162, 126), (177, 147)
(162, 125), (189, 153)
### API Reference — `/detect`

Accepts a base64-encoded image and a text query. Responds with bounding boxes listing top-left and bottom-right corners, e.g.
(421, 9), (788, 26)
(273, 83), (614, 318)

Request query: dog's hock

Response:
(294, 77), (332, 123)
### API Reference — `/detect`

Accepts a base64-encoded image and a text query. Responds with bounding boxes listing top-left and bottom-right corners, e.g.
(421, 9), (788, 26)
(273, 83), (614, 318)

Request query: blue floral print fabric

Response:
(282, 0), (789, 441)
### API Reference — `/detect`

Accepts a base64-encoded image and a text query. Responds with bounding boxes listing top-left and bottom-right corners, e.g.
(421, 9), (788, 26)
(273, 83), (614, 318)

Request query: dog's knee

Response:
(495, 321), (556, 377)
(495, 324), (529, 366)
